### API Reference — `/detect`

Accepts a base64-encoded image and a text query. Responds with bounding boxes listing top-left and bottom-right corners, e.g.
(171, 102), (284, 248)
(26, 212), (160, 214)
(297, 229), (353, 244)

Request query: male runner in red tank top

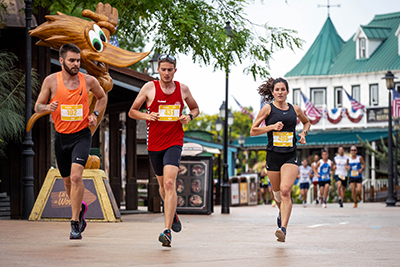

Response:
(34, 43), (107, 240)
(129, 54), (199, 247)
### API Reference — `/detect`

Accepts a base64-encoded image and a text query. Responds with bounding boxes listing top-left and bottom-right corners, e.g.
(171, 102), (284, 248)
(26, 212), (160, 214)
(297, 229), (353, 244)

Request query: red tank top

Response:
(146, 80), (184, 151)
(50, 72), (89, 134)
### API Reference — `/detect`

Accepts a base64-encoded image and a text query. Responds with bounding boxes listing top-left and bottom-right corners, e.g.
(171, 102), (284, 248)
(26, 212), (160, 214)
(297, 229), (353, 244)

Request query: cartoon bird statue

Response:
(27, 2), (149, 135)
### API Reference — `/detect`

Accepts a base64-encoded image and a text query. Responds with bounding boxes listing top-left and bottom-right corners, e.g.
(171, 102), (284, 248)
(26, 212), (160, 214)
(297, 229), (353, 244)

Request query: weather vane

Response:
(318, 0), (340, 17)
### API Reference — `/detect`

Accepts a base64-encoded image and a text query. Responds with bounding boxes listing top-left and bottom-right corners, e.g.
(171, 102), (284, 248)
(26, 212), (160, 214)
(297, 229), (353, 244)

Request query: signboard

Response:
(367, 107), (389, 122)
(41, 178), (104, 218)
(239, 178), (248, 205)
(176, 156), (213, 214)
(229, 177), (240, 206)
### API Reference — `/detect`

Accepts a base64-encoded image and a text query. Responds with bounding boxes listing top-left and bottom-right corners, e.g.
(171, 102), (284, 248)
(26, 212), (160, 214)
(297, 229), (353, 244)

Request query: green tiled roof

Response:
(237, 128), (388, 148)
(285, 17), (344, 77)
(286, 12), (400, 77)
(361, 25), (391, 39)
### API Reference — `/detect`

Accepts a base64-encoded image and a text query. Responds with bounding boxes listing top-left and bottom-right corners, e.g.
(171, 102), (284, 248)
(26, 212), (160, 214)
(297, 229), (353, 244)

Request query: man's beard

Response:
(63, 62), (79, 76)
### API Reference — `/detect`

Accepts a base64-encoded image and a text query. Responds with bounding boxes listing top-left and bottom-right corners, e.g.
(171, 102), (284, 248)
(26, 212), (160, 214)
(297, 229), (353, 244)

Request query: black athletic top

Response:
(265, 103), (297, 152)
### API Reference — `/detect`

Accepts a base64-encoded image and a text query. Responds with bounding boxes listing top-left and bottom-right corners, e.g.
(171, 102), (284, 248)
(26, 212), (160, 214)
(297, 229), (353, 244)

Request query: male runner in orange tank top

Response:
(34, 43), (107, 239)
(129, 54), (199, 247)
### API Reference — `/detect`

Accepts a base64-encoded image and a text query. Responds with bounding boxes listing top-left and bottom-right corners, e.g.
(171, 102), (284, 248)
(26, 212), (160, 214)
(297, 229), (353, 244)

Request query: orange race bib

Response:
(273, 132), (293, 147)
(158, 105), (180, 121)
(61, 104), (83, 121)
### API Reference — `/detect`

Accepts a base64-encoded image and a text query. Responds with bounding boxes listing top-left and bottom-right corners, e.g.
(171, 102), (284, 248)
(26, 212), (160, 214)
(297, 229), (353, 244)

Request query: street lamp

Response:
(238, 135), (246, 173)
(149, 52), (160, 75)
(382, 70), (397, 206)
(221, 21), (233, 214)
(22, 0), (35, 219)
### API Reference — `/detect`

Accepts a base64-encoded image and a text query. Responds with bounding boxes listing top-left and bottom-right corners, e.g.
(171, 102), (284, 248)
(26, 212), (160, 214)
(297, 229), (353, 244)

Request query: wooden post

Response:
(125, 115), (138, 210)
(109, 112), (121, 208)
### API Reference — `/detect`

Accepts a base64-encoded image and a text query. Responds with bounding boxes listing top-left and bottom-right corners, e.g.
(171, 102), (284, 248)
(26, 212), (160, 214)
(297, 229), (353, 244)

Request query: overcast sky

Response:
(170, 0), (400, 116)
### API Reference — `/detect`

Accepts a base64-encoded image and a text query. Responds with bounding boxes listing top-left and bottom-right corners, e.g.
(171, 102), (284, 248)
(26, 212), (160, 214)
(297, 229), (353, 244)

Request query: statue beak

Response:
(82, 42), (150, 68)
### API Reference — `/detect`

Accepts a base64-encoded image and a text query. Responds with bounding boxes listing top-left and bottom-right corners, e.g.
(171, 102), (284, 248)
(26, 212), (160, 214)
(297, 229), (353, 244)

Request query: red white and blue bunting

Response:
(298, 107), (364, 124)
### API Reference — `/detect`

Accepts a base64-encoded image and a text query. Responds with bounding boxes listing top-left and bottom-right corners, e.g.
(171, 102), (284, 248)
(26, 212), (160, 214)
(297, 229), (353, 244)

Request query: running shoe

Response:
(353, 202), (358, 208)
(339, 199), (343, 208)
(79, 201), (88, 233)
(322, 203), (327, 208)
(315, 199), (319, 205)
(277, 211), (281, 228)
(275, 227), (286, 242)
(70, 220), (82, 240)
(159, 229), (172, 247)
(271, 200), (276, 207)
(303, 201), (306, 208)
(171, 212), (182, 233)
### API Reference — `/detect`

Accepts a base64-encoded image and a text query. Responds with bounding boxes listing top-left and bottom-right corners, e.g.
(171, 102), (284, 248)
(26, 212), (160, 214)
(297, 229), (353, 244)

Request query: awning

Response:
(238, 128), (389, 149)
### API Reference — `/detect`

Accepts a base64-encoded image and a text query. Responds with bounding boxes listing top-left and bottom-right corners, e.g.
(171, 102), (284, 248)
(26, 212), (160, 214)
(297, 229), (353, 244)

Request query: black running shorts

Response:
(349, 177), (362, 184)
(334, 175), (348, 187)
(148, 145), (182, 176)
(318, 180), (331, 188)
(54, 127), (92, 178)
(266, 150), (298, 171)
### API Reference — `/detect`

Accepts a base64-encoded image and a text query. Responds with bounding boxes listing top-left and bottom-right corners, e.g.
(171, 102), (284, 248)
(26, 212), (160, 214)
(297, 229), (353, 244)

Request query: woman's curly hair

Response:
(258, 77), (289, 103)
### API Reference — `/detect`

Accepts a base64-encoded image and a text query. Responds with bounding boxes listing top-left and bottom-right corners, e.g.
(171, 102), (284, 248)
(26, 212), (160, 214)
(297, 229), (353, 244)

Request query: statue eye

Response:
(88, 24), (108, 52)
(88, 29), (103, 52)
(93, 24), (107, 43)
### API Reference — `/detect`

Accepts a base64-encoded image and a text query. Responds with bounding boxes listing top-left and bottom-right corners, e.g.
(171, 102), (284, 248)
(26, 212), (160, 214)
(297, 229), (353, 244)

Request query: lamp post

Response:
(22, 0), (35, 219)
(149, 52), (160, 75)
(221, 21), (233, 214)
(238, 134), (246, 173)
(382, 71), (397, 206)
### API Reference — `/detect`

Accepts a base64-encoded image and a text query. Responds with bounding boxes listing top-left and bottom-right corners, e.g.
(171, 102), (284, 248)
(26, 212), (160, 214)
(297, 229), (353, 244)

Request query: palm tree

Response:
(0, 50), (40, 157)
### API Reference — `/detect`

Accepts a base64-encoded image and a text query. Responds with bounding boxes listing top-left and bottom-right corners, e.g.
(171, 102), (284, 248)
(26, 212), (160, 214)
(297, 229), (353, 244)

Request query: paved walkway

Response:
(1, 202), (399, 267)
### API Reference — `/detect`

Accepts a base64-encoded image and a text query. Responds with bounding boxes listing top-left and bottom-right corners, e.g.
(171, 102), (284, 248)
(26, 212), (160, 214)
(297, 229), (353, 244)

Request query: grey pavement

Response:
(1, 202), (400, 267)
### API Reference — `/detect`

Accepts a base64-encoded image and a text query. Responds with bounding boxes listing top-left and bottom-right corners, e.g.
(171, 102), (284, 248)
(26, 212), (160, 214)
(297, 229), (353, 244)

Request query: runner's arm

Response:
(87, 75), (107, 114)
(35, 75), (58, 114)
(128, 82), (158, 121)
(180, 84), (199, 125)
(250, 105), (284, 136)
(359, 156), (365, 173)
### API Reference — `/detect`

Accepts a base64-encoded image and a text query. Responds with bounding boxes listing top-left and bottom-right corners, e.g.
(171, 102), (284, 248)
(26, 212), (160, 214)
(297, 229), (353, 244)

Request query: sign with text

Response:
(41, 178), (104, 219)
(367, 107), (389, 123)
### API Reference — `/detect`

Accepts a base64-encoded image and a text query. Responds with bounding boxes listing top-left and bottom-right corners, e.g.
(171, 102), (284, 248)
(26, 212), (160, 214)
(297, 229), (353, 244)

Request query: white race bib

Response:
(61, 104), (83, 121)
(159, 105), (180, 121)
(273, 132), (293, 147)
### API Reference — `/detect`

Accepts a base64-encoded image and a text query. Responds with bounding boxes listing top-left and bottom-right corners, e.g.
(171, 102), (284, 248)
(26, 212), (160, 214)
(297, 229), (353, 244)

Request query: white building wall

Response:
(287, 70), (400, 131)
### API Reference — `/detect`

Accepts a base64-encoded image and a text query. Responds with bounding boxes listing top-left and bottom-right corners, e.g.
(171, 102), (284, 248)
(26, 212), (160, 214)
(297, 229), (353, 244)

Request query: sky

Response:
(169, 0), (400, 116)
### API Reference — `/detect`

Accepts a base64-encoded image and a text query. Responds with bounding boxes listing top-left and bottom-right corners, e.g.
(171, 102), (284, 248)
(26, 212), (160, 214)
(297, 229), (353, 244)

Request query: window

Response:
(395, 82), (400, 93)
(334, 87), (343, 108)
(310, 88), (326, 108)
(293, 88), (301, 106)
(359, 38), (366, 58)
(352, 85), (361, 102)
(370, 84), (379, 106)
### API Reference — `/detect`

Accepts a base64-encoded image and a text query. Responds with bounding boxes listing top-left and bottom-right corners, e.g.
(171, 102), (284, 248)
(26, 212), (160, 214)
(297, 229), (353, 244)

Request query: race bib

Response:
(273, 132), (293, 147)
(159, 105), (180, 121)
(61, 104), (83, 121)
(351, 170), (359, 177)
(321, 174), (329, 180)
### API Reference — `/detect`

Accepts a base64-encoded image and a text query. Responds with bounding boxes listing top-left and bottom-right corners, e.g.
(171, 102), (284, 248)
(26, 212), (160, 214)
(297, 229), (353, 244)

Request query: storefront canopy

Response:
(237, 128), (389, 149)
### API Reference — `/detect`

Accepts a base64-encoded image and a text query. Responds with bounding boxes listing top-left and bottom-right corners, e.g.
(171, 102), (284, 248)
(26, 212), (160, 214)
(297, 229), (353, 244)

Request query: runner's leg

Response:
(163, 165), (178, 230)
(69, 163), (85, 221)
(279, 164), (298, 229)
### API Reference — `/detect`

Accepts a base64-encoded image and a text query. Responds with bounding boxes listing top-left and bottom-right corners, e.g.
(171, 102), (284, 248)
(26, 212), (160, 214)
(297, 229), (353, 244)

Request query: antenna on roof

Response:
(318, 0), (340, 17)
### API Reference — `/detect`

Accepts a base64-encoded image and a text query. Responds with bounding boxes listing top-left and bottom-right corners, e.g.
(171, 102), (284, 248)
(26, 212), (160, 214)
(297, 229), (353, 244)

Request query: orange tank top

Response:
(50, 72), (89, 134)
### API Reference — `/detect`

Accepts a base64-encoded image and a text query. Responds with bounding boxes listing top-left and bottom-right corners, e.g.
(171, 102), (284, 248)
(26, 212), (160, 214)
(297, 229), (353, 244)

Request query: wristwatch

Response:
(93, 111), (100, 117)
(188, 114), (194, 121)
(302, 130), (308, 135)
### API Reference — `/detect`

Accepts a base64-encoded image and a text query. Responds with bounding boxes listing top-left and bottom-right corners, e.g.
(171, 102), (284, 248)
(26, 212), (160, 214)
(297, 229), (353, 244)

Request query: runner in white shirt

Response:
(298, 158), (313, 207)
(333, 147), (349, 208)
(311, 155), (320, 204)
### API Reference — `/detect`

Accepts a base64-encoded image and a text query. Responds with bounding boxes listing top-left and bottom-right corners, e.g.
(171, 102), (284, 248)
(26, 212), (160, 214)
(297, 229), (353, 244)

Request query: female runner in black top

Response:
(250, 77), (310, 242)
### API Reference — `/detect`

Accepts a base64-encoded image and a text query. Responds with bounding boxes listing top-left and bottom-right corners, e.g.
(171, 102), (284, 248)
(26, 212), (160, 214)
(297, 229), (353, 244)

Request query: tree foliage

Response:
(0, 51), (40, 157)
(32, 0), (303, 79)
(357, 134), (399, 175)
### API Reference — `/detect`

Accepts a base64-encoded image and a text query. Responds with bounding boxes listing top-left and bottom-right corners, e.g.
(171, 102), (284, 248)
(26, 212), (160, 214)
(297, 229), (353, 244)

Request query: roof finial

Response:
(318, 0), (340, 17)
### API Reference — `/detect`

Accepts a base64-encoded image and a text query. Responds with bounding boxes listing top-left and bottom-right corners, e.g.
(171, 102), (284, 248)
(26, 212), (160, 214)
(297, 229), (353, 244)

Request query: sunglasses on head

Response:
(158, 54), (176, 62)
(350, 149), (357, 151)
